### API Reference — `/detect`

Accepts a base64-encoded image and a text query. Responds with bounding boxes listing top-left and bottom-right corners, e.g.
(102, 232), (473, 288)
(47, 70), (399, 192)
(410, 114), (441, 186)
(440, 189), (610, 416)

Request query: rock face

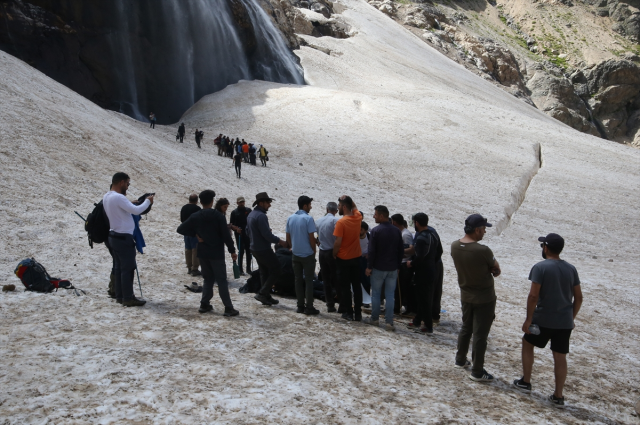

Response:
(0, 0), (304, 123)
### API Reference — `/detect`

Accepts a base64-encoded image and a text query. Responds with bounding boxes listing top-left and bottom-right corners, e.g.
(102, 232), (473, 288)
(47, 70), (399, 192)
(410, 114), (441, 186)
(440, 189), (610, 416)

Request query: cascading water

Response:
(108, 0), (304, 123)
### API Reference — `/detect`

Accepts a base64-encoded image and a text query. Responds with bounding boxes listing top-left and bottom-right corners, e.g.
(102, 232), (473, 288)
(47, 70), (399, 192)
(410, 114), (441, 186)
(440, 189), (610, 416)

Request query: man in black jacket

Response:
(406, 213), (442, 334)
(180, 194), (201, 276)
(177, 189), (239, 316)
(178, 123), (185, 143)
(229, 197), (252, 274)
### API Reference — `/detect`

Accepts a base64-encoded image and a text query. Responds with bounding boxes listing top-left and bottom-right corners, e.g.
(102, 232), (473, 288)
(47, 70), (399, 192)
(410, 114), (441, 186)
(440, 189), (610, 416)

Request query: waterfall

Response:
(107, 0), (304, 123)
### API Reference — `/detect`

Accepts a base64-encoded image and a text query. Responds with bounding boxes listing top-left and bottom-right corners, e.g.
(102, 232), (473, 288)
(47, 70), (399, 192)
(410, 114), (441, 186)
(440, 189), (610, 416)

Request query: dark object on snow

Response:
(14, 258), (83, 294)
(273, 248), (295, 296)
(313, 279), (326, 301)
(240, 270), (261, 294)
(2, 284), (16, 292)
(84, 200), (110, 248)
(184, 282), (203, 293)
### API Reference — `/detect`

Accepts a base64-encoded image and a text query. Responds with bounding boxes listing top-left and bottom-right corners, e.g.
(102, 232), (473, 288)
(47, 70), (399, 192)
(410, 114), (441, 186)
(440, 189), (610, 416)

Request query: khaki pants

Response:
(185, 248), (200, 272)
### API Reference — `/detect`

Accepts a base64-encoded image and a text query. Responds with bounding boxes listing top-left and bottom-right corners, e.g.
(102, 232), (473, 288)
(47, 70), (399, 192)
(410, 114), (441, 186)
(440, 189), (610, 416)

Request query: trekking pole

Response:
(74, 211), (86, 221)
(135, 266), (144, 298)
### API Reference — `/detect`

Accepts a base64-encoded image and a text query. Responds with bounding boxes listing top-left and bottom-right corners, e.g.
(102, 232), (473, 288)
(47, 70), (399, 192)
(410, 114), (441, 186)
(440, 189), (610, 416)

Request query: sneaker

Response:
(548, 394), (565, 408)
(469, 369), (494, 382)
(191, 270), (202, 277)
(454, 360), (471, 369)
(223, 307), (239, 317)
(354, 312), (362, 322)
(341, 312), (354, 321)
(199, 304), (214, 313)
(122, 297), (146, 307)
(304, 307), (320, 315)
(267, 296), (280, 305)
(416, 327), (434, 335)
(254, 294), (273, 305)
(513, 377), (532, 393)
(363, 317), (379, 326)
(296, 306), (306, 313)
(327, 305), (337, 313)
(187, 269), (192, 275)
(385, 323), (395, 332)
(406, 322), (420, 330)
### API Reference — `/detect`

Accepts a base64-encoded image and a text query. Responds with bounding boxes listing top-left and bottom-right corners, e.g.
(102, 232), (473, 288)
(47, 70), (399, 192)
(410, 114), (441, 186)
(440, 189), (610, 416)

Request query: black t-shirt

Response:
(234, 154), (242, 165)
(180, 203), (201, 223)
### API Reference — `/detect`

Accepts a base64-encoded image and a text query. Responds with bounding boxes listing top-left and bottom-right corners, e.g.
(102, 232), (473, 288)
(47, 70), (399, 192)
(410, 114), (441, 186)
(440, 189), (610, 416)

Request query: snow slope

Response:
(0, 0), (639, 423)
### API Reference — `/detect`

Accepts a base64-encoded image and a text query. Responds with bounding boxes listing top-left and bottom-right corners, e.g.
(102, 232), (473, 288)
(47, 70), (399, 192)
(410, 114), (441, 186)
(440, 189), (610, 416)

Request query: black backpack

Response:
(15, 258), (56, 293)
(85, 200), (110, 248)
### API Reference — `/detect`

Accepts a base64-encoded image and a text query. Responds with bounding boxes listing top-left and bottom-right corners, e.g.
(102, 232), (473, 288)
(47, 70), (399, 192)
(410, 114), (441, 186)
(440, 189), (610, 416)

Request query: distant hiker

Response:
(226, 138), (234, 157)
(364, 205), (404, 331)
(230, 197), (252, 275)
(406, 213), (442, 334)
(242, 140), (249, 163)
(249, 143), (257, 166)
(177, 190), (239, 316)
(513, 233), (583, 408)
(194, 129), (203, 148)
(103, 172), (153, 307)
(149, 112), (156, 129)
(286, 196), (319, 315)
(215, 134), (223, 155)
(233, 152), (242, 178)
(259, 145), (269, 167)
(451, 214), (501, 382)
(178, 123), (186, 143)
(246, 192), (288, 306)
(391, 214), (414, 315)
(234, 138), (241, 155)
(333, 195), (363, 321)
(429, 222), (445, 325)
(180, 194), (201, 276)
(316, 201), (340, 313)
(359, 221), (371, 295)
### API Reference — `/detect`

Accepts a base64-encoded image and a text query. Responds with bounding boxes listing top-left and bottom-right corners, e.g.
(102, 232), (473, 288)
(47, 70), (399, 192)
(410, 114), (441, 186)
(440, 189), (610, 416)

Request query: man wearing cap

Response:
(286, 196), (319, 315)
(247, 192), (288, 305)
(450, 214), (501, 382)
(230, 197), (252, 275)
(513, 233), (583, 407)
(316, 202), (341, 312)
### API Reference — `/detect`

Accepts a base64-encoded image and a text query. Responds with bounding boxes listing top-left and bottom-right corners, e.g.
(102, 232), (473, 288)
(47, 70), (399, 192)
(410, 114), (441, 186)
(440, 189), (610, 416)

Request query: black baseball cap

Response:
(465, 214), (492, 229)
(538, 233), (564, 252)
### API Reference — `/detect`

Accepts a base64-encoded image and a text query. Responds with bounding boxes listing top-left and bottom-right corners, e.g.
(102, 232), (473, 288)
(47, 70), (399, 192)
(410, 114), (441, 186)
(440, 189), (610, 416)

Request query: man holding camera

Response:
(450, 214), (501, 381)
(103, 172), (153, 307)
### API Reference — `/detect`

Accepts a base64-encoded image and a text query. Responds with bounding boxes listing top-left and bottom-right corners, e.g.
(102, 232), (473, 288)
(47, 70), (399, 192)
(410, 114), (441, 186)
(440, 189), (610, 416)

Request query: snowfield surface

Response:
(1, 0), (639, 423)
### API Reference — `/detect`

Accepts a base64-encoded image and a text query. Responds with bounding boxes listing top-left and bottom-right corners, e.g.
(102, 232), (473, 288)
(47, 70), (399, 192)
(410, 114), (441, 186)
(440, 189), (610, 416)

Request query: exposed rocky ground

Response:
(283, 0), (640, 145)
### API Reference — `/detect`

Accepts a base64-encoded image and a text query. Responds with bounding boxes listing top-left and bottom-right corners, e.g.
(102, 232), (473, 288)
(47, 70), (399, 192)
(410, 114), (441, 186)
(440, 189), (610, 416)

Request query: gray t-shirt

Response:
(529, 259), (580, 329)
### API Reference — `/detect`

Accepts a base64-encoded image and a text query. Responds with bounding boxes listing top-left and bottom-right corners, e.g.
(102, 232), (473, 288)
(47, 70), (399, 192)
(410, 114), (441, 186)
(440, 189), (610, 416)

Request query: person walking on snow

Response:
(259, 145), (269, 166)
(149, 112), (156, 129)
(178, 122), (185, 142)
(513, 233), (583, 408)
(233, 152), (242, 178)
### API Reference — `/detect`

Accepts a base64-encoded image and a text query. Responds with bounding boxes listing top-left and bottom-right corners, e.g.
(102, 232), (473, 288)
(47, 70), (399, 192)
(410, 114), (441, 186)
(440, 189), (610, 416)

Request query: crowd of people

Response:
(101, 172), (583, 408)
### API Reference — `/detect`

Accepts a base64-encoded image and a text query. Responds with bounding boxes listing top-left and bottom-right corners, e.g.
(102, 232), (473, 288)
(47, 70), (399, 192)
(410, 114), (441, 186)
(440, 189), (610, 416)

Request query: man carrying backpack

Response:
(259, 145), (269, 167)
(103, 172), (154, 307)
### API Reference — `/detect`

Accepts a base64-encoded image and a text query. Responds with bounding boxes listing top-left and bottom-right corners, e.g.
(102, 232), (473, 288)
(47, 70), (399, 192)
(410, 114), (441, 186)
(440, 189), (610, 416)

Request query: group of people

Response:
(102, 171), (584, 408)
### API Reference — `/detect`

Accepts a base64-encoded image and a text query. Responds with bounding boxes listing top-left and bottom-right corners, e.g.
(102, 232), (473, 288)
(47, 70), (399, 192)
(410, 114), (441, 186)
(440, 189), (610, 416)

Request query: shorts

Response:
(523, 326), (572, 354)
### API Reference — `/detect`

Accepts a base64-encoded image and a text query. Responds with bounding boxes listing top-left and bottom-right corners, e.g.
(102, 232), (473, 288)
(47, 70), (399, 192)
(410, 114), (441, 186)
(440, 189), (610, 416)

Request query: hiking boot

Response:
(469, 369), (494, 382)
(199, 304), (214, 313)
(254, 294), (273, 306)
(548, 394), (565, 408)
(187, 269), (192, 275)
(454, 360), (471, 369)
(122, 297), (146, 307)
(406, 322), (420, 330)
(416, 327), (434, 335)
(327, 305), (337, 313)
(223, 307), (239, 317)
(304, 307), (320, 315)
(385, 323), (395, 332)
(267, 296), (279, 305)
(354, 312), (362, 322)
(513, 377), (532, 393)
(191, 270), (202, 277)
(296, 306), (305, 314)
(363, 317), (379, 326)
(341, 312), (354, 321)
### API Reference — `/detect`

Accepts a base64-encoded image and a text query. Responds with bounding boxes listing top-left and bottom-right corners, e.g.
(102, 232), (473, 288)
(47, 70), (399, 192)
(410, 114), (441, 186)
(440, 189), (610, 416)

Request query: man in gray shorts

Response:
(513, 233), (584, 407)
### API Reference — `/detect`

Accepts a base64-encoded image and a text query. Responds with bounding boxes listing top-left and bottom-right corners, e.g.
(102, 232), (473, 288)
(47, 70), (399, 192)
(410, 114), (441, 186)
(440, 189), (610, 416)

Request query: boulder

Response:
(608, 0), (640, 41)
(311, 2), (331, 18)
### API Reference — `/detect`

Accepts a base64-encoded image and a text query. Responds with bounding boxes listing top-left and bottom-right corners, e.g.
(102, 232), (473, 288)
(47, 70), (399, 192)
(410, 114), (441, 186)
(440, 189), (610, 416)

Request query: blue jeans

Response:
(370, 269), (398, 324)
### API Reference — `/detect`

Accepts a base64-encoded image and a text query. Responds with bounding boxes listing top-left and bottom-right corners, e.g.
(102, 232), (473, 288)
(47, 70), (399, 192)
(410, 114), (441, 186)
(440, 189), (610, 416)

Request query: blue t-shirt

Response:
(529, 259), (580, 329)
(285, 210), (317, 258)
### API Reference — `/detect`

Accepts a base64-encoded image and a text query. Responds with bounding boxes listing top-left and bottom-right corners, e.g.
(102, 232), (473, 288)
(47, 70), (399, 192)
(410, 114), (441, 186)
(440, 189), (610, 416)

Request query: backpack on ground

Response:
(240, 270), (261, 294)
(14, 258), (76, 293)
(85, 200), (110, 248)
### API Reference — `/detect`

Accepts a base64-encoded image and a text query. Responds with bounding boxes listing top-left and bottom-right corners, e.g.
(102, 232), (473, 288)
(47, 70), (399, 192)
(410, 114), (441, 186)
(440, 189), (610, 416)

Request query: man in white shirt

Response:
(315, 202), (340, 312)
(103, 172), (154, 307)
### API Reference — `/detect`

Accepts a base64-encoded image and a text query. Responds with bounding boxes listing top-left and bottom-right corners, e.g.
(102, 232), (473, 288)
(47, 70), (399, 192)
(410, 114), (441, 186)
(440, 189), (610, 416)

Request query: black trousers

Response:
(200, 258), (233, 309)
(235, 164), (241, 178)
(432, 261), (444, 321)
(235, 234), (252, 272)
(108, 232), (137, 300)
(252, 248), (281, 297)
(105, 238), (116, 295)
(336, 257), (362, 315)
(395, 262), (415, 314)
(412, 265), (436, 329)
(260, 157), (266, 166)
(179, 134), (184, 142)
(319, 249), (340, 307)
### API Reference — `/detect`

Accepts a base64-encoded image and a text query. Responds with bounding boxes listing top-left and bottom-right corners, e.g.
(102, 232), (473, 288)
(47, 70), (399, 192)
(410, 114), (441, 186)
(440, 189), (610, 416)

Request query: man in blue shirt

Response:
(316, 202), (340, 312)
(286, 196), (319, 315)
